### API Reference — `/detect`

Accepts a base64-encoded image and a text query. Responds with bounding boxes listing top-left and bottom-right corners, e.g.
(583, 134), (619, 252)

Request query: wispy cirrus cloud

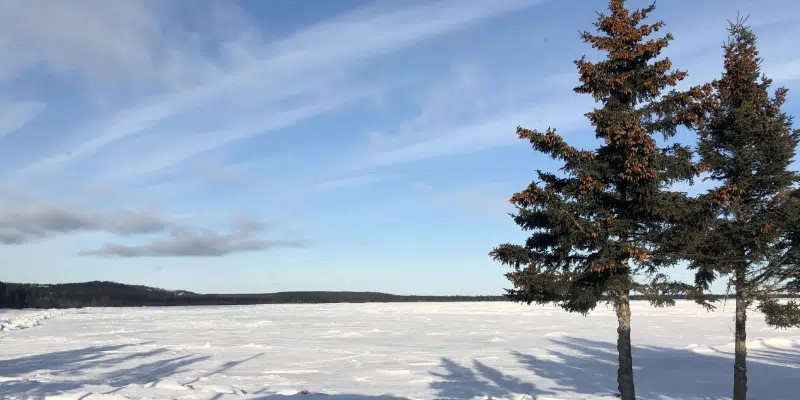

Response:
(309, 174), (385, 192)
(342, 5), (800, 175)
(349, 92), (592, 171)
(2, 0), (797, 267)
(432, 182), (513, 217)
(9, 0), (546, 188)
(94, 83), (394, 182)
(0, 101), (46, 138)
(766, 58), (800, 83)
(0, 0), (226, 91)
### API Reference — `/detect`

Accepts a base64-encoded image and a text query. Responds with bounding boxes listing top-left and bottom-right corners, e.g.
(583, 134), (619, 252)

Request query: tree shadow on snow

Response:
(183, 352), (265, 387)
(3, 337), (796, 400)
(0, 343), (211, 398)
(514, 336), (800, 400)
(0, 343), (411, 400)
(0, 344), (132, 376)
(248, 357), (546, 400)
(429, 357), (550, 399)
(251, 394), (410, 400)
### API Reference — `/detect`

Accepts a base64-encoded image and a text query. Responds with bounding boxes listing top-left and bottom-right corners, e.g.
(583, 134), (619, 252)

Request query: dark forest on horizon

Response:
(0, 280), (507, 309)
(2, 280), (795, 309)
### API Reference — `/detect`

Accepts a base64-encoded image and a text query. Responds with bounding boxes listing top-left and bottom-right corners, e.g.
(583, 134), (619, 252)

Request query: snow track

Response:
(0, 301), (797, 399)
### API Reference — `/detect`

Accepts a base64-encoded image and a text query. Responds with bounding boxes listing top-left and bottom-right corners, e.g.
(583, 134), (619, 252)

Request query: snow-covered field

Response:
(1, 309), (72, 332)
(0, 301), (798, 400)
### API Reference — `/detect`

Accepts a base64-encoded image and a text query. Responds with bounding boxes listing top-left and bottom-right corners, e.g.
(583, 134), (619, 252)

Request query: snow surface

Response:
(0, 301), (798, 400)
(0, 309), (71, 333)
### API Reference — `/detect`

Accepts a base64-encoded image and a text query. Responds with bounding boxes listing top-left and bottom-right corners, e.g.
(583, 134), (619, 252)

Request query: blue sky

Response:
(0, 0), (798, 295)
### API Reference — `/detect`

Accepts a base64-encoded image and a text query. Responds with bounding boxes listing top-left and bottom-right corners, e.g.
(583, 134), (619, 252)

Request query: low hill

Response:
(0, 281), (505, 309)
(3, 280), (795, 310)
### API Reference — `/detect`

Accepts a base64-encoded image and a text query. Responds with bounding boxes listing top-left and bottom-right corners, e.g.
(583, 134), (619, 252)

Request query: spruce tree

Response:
(688, 20), (800, 400)
(490, 1), (713, 398)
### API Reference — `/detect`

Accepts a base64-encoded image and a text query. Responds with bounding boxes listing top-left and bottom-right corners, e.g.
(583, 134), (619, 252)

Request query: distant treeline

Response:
(0, 281), (506, 309)
(1, 281), (796, 309)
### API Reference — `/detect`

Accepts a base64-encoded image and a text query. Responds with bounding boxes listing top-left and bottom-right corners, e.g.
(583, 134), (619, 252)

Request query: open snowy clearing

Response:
(0, 301), (798, 400)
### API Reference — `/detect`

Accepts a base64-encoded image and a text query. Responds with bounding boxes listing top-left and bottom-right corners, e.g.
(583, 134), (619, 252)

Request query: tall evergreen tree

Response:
(490, 1), (713, 398)
(688, 20), (800, 400)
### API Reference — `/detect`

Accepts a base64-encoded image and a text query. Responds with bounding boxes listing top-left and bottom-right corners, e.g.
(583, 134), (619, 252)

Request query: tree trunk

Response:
(733, 275), (748, 400)
(616, 291), (636, 400)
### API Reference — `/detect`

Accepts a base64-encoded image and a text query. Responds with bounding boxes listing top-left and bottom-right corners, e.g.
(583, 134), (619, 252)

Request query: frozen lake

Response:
(1, 301), (798, 399)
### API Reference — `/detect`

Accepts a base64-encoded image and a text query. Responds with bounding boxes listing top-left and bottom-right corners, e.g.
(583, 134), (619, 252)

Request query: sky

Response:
(0, 0), (799, 295)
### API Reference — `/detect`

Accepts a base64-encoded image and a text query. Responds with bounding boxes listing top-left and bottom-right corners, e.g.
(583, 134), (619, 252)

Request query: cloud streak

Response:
(309, 174), (384, 192)
(13, 0), (545, 184)
(0, 202), (171, 245)
(0, 0), (224, 91)
(0, 191), (304, 257)
(343, 12), (800, 175)
(97, 81), (402, 182)
(432, 183), (513, 217)
(79, 230), (306, 258)
(0, 101), (46, 138)
(351, 94), (592, 171)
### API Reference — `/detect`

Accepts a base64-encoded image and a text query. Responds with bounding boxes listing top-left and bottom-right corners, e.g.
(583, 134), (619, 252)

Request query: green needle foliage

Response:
(490, 1), (714, 398)
(686, 19), (800, 400)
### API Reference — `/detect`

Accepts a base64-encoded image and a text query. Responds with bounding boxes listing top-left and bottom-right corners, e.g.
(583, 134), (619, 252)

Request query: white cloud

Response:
(310, 174), (384, 192)
(766, 58), (800, 83)
(342, 3), (800, 174)
(0, 200), (172, 245)
(11, 0), (544, 183)
(0, 101), (45, 137)
(0, 189), (301, 257)
(350, 94), (592, 171)
(432, 183), (513, 217)
(0, 0), (226, 91)
(79, 225), (306, 258)
(95, 81), (402, 182)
